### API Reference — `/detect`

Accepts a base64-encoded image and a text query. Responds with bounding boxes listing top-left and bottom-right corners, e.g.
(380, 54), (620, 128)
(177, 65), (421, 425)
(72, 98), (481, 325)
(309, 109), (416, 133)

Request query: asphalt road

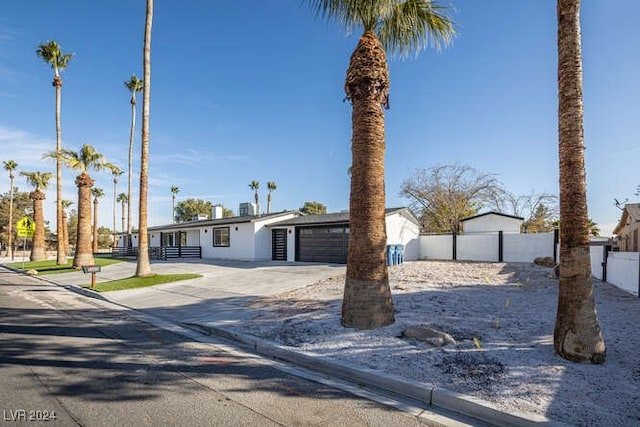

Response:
(0, 268), (460, 427)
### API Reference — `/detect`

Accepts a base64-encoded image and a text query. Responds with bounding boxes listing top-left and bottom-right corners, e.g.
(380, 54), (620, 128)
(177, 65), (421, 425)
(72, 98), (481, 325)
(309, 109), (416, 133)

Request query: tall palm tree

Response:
(266, 181), (277, 214)
(3, 160), (18, 260)
(124, 74), (143, 247)
(111, 168), (123, 247)
(61, 199), (73, 258)
(91, 187), (105, 254)
(554, 0), (606, 364)
(136, 0), (154, 277)
(20, 171), (53, 262)
(117, 193), (127, 240)
(307, 0), (454, 329)
(170, 185), (179, 223)
(46, 144), (118, 268)
(249, 180), (260, 212)
(36, 40), (73, 266)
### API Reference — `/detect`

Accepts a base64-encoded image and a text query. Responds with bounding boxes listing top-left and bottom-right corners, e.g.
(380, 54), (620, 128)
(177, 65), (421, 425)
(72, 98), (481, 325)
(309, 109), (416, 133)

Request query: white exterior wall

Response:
(286, 227), (296, 262)
(385, 213), (420, 261)
(503, 232), (555, 263)
(419, 235), (453, 260)
(463, 215), (522, 234)
(590, 246), (606, 280)
(149, 233), (160, 247)
(607, 252), (639, 296)
(457, 234), (499, 262)
(201, 223), (256, 260)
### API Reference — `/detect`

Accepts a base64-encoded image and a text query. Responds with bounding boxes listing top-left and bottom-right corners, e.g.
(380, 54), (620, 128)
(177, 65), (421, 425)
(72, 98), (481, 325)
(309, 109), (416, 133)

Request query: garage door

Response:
(297, 226), (349, 264)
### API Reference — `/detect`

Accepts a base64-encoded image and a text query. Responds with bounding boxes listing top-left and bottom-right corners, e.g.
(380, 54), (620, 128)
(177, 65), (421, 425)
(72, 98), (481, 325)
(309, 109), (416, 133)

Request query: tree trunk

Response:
(127, 96), (136, 247)
(341, 31), (394, 329)
(54, 78), (66, 265)
(7, 174), (14, 260)
(136, 0), (154, 277)
(73, 173), (95, 268)
(62, 209), (68, 260)
(267, 193), (272, 215)
(121, 201), (126, 240)
(30, 190), (47, 262)
(112, 180), (117, 247)
(92, 198), (99, 254)
(554, 0), (606, 364)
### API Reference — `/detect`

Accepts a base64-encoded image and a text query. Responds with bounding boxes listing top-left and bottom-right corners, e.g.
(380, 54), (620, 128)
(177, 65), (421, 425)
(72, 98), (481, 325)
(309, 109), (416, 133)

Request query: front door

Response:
(272, 229), (287, 261)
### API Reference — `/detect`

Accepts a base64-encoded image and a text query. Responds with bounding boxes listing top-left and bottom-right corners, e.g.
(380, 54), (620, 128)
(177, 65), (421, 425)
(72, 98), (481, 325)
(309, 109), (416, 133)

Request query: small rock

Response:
(26, 269), (38, 276)
(533, 257), (555, 268)
(403, 325), (456, 347)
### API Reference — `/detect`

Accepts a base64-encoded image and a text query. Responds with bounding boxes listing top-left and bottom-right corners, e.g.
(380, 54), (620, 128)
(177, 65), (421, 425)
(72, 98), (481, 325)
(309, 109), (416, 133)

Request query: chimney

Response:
(212, 205), (223, 219)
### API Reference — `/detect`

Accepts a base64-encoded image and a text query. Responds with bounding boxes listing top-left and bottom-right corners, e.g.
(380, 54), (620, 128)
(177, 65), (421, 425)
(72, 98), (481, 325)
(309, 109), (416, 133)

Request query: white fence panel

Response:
(503, 232), (555, 263)
(458, 234), (499, 262)
(590, 246), (605, 280)
(607, 252), (639, 297)
(419, 235), (453, 260)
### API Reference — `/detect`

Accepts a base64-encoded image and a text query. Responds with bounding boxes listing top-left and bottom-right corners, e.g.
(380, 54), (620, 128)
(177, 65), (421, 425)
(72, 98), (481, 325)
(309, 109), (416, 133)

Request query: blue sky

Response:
(0, 1), (638, 236)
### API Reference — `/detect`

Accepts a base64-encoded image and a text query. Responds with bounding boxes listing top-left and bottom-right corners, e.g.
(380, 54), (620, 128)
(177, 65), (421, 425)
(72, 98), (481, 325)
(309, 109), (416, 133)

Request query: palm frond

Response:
(305, 0), (455, 57)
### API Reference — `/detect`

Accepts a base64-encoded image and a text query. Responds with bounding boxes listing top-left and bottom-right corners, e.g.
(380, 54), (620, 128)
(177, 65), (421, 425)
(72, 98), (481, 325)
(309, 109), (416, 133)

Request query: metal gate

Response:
(272, 229), (287, 261)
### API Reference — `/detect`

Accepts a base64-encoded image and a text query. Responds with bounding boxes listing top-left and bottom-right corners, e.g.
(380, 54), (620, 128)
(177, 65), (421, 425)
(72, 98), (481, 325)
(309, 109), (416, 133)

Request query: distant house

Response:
(269, 208), (421, 263)
(461, 211), (524, 234)
(613, 203), (640, 251)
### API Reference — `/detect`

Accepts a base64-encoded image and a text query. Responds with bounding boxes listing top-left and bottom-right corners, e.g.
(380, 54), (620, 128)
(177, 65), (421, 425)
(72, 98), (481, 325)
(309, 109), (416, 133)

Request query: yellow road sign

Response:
(16, 216), (35, 238)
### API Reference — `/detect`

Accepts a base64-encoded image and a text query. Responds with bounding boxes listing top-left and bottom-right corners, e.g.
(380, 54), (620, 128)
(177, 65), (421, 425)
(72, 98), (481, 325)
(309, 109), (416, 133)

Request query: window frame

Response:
(213, 227), (230, 247)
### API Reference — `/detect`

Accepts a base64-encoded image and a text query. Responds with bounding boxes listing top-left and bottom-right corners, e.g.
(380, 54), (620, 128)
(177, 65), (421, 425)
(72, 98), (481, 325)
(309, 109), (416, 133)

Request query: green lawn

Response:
(85, 274), (202, 292)
(7, 257), (124, 275)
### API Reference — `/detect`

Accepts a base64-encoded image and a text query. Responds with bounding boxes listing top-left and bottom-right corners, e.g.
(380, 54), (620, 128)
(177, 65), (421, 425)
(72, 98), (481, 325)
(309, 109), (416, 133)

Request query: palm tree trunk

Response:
(121, 201), (126, 239)
(112, 180), (117, 247)
(30, 190), (47, 262)
(92, 198), (99, 254)
(554, 0), (605, 363)
(73, 173), (95, 268)
(341, 31), (394, 329)
(55, 80), (66, 265)
(7, 175), (14, 260)
(136, 0), (154, 277)
(172, 195), (176, 223)
(62, 209), (68, 260)
(267, 193), (272, 215)
(127, 97), (136, 247)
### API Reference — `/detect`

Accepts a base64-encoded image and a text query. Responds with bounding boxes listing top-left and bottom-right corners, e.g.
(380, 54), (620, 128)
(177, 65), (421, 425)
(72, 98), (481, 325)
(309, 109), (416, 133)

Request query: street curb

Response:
(189, 323), (561, 427)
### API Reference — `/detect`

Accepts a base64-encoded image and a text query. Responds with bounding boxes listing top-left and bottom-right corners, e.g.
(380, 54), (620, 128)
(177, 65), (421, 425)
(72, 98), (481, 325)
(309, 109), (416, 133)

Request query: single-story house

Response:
(613, 203), (640, 251)
(118, 206), (420, 264)
(119, 210), (301, 261)
(461, 211), (524, 234)
(267, 207), (421, 263)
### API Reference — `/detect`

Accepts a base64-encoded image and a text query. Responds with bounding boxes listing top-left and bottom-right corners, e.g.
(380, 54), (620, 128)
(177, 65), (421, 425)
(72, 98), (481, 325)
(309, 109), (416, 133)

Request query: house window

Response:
(213, 227), (230, 247)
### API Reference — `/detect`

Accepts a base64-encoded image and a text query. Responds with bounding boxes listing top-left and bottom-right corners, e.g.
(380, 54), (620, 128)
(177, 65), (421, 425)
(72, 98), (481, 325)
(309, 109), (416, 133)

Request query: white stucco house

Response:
(461, 211), (524, 234)
(118, 210), (301, 261)
(117, 206), (420, 264)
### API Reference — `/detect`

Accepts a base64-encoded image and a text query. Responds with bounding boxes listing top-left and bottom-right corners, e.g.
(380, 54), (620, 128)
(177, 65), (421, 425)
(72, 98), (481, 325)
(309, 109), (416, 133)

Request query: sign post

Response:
(16, 216), (35, 269)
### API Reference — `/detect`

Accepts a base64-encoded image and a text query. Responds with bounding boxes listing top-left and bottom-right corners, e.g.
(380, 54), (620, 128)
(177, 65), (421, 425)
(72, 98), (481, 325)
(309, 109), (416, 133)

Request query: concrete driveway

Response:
(46, 258), (346, 327)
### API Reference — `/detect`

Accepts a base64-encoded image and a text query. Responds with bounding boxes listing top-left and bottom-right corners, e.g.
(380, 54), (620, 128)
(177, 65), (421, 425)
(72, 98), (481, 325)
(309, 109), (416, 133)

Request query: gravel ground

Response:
(228, 260), (640, 426)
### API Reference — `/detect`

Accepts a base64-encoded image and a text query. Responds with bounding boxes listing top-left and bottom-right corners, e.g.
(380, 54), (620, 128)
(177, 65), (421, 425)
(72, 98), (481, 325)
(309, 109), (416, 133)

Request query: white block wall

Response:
(503, 232), (555, 263)
(607, 252), (639, 296)
(419, 235), (453, 260)
(458, 234), (499, 262)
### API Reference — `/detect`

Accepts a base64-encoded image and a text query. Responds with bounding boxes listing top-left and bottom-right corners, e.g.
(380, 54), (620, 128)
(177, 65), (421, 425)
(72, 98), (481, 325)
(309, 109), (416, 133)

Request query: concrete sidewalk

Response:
(3, 259), (559, 426)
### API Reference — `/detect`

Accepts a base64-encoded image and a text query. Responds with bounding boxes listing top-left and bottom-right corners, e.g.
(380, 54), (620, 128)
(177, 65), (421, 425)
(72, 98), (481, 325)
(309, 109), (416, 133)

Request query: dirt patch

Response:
(232, 261), (640, 425)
